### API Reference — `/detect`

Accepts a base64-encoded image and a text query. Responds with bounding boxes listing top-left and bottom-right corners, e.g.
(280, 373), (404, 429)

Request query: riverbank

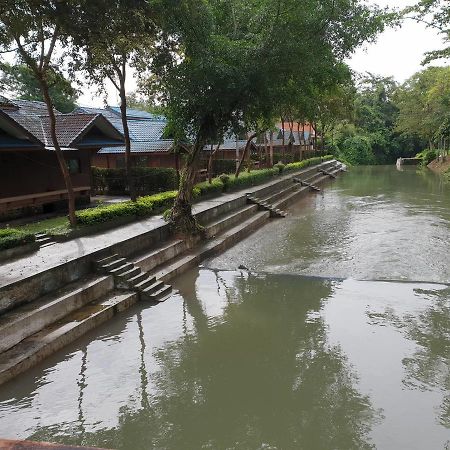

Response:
(428, 157), (450, 174)
(0, 160), (344, 386)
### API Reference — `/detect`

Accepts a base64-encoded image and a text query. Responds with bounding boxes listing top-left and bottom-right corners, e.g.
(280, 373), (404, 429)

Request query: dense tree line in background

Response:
(329, 66), (450, 166)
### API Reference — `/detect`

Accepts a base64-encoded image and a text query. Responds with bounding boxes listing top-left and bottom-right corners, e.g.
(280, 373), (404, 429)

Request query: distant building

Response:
(75, 106), (177, 170)
(0, 97), (123, 219)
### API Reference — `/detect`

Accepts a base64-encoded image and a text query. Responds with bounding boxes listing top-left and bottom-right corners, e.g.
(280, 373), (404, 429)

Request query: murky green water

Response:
(0, 166), (449, 449)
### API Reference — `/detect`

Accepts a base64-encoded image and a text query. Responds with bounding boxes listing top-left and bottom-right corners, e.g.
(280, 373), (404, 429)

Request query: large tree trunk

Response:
(41, 80), (77, 226)
(207, 143), (221, 183)
(264, 133), (269, 167)
(119, 76), (136, 201)
(281, 117), (285, 161)
(235, 132), (259, 178)
(170, 130), (207, 235)
(269, 131), (274, 166)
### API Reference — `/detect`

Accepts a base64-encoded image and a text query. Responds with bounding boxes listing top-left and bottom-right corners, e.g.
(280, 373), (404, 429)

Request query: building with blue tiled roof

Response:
(74, 106), (177, 170)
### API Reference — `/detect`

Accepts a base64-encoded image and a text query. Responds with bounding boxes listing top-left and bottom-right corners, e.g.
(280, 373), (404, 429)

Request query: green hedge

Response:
(0, 228), (36, 251)
(76, 156), (333, 227)
(285, 155), (333, 171)
(92, 167), (178, 196)
(226, 168), (278, 190)
(75, 191), (178, 226)
(194, 179), (224, 197)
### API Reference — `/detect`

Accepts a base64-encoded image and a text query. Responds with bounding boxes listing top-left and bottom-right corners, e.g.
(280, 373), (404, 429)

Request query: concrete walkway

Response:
(0, 173), (293, 289)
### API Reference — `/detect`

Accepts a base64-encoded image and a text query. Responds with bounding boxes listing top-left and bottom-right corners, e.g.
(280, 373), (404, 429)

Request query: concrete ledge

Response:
(0, 242), (39, 263)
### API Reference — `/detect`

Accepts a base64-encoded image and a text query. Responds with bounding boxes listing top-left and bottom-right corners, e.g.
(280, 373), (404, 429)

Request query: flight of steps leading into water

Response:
(0, 274), (137, 385)
(95, 254), (173, 303)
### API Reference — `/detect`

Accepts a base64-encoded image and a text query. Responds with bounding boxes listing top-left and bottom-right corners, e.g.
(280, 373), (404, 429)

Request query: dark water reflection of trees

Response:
(29, 271), (379, 449)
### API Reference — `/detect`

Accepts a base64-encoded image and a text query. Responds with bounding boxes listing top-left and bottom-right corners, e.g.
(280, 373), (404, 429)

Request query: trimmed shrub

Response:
(75, 201), (140, 226)
(0, 228), (35, 250)
(74, 191), (178, 226)
(219, 173), (230, 188)
(195, 179), (224, 196)
(274, 162), (285, 174)
(92, 167), (177, 196)
(285, 155), (333, 171)
(227, 168), (278, 190)
(140, 191), (178, 212)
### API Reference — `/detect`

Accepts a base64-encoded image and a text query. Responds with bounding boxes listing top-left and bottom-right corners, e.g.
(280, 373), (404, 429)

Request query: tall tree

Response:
(0, 61), (78, 112)
(402, 0), (449, 64)
(67, 0), (158, 202)
(0, 0), (78, 225)
(150, 0), (385, 233)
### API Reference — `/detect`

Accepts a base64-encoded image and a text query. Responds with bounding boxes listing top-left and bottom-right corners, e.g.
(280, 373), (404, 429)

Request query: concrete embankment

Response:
(0, 160), (345, 385)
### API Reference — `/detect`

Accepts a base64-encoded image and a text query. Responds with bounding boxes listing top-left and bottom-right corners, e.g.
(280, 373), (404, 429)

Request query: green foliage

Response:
(274, 162), (286, 174)
(416, 149), (437, 166)
(75, 191), (178, 226)
(402, 0), (449, 64)
(219, 173), (230, 187)
(194, 179), (224, 197)
(285, 156), (334, 171)
(395, 67), (450, 146)
(91, 167), (178, 196)
(75, 156), (334, 227)
(0, 63), (78, 113)
(226, 169), (278, 190)
(0, 228), (35, 250)
(338, 136), (375, 165)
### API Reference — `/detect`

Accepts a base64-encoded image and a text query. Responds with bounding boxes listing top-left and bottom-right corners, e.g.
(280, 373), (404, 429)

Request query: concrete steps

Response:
(246, 195), (287, 218)
(153, 210), (270, 283)
(0, 275), (114, 354)
(35, 233), (56, 249)
(202, 204), (259, 238)
(133, 239), (189, 273)
(0, 290), (138, 385)
(95, 254), (173, 303)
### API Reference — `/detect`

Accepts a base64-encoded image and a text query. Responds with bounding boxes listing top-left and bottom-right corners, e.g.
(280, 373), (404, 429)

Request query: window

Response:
(67, 159), (81, 174)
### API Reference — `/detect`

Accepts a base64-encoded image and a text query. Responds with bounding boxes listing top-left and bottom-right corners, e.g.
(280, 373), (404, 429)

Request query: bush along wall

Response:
(92, 167), (178, 196)
(0, 228), (36, 251)
(78, 156), (334, 227)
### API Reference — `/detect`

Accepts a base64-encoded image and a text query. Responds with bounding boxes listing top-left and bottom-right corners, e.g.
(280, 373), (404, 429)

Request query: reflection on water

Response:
(207, 166), (450, 283)
(0, 166), (449, 449)
(0, 269), (448, 450)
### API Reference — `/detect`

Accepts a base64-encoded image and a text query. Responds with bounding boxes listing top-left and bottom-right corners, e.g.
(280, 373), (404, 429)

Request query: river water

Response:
(0, 166), (448, 449)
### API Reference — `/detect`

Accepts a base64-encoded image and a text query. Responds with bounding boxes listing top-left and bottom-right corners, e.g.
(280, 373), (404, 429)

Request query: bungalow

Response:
(75, 106), (177, 170)
(0, 97), (124, 219)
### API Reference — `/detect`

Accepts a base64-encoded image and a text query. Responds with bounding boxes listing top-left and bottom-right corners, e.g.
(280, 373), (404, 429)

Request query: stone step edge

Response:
(0, 290), (138, 386)
(153, 211), (270, 283)
(0, 275), (114, 355)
